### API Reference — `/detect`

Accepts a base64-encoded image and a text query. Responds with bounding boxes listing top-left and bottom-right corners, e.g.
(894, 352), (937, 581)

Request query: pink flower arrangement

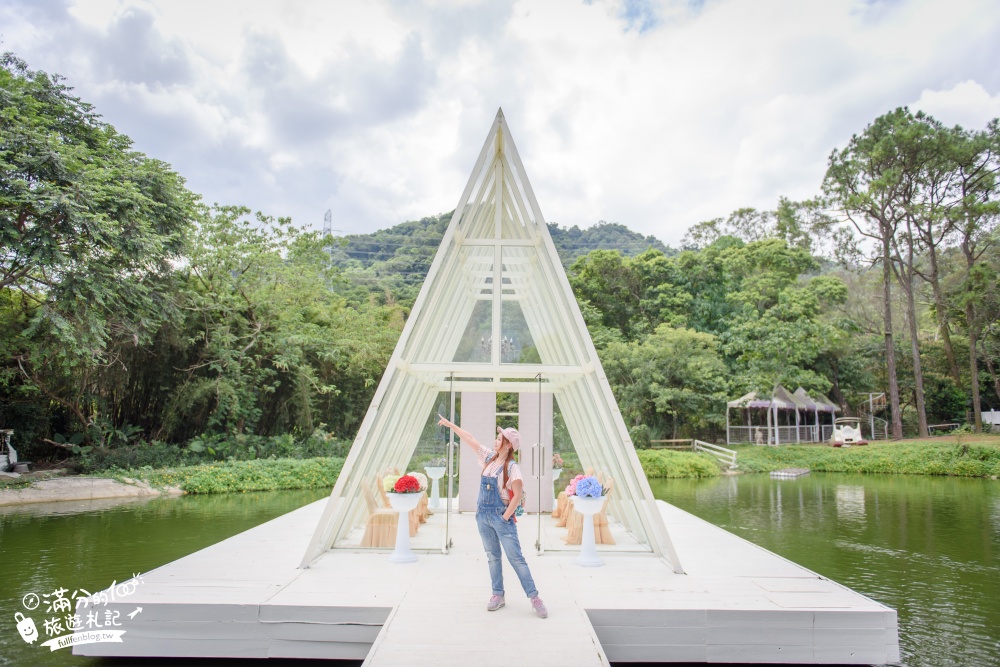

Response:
(408, 472), (428, 490)
(564, 474), (585, 496)
(392, 475), (422, 494)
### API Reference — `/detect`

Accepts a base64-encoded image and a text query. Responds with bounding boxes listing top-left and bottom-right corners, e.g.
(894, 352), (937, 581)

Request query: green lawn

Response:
(731, 434), (1000, 478)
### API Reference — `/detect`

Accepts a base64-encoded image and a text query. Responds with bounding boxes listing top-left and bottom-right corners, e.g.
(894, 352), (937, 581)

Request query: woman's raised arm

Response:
(437, 415), (483, 452)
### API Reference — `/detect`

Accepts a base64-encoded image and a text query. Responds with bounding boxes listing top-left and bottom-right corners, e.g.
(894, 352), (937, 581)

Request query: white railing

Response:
(776, 426), (798, 443)
(866, 418), (888, 440)
(694, 440), (738, 469)
(727, 424), (834, 445)
(726, 426), (756, 444)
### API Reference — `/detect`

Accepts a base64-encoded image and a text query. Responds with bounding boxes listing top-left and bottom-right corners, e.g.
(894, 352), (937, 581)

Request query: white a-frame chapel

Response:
(301, 109), (683, 572)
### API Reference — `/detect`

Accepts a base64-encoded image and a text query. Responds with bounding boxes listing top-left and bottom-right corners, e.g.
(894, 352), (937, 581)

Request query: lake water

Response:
(2, 474), (997, 666)
(650, 473), (1000, 667)
(0, 489), (331, 667)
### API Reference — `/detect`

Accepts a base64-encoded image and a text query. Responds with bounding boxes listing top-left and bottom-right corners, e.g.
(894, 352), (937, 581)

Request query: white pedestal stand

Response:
(387, 492), (421, 563)
(572, 495), (606, 567)
(424, 466), (446, 510)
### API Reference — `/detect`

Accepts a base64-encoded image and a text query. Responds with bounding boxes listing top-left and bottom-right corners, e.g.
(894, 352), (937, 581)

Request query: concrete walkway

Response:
(362, 521), (609, 667)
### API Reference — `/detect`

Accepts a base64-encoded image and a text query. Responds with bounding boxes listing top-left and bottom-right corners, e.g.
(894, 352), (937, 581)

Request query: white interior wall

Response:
(518, 391), (553, 512)
(458, 392), (496, 511)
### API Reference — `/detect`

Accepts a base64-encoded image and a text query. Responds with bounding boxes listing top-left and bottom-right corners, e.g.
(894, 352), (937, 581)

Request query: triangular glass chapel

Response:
(301, 110), (683, 573)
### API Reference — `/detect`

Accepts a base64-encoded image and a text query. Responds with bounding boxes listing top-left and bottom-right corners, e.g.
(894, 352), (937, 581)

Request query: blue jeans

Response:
(476, 475), (537, 598)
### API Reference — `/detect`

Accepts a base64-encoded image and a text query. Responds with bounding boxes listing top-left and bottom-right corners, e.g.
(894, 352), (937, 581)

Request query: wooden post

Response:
(767, 405), (778, 445)
(774, 404), (780, 446)
(726, 407), (730, 445)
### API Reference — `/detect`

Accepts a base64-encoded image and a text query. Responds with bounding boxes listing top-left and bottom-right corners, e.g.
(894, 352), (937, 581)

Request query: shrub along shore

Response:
(108, 457), (345, 495)
(4, 436), (998, 502)
(79, 435), (1000, 495)
(637, 450), (722, 478)
(127, 436), (1000, 494)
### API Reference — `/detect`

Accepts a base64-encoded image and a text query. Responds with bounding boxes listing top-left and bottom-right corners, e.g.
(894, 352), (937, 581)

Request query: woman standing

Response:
(437, 415), (548, 618)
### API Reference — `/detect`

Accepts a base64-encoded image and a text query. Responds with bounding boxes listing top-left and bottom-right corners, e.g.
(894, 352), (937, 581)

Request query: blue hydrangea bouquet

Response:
(574, 476), (604, 498)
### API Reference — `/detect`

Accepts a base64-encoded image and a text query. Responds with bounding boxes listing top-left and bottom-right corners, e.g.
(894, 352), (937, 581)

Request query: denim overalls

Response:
(476, 465), (538, 598)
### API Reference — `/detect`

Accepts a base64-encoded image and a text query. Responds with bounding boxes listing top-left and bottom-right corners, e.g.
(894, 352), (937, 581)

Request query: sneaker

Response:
(487, 595), (505, 611)
(530, 596), (548, 618)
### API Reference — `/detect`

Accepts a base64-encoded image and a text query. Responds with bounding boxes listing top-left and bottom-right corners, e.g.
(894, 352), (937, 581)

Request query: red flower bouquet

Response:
(392, 474), (422, 494)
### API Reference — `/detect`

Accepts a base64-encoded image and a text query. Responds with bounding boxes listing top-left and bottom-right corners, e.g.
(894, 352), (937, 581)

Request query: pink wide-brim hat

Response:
(497, 426), (521, 451)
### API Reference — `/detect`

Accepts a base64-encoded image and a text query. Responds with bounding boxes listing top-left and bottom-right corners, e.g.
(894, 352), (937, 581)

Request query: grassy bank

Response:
(90, 434), (1000, 498)
(637, 450), (721, 478)
(734, 435), (1000, 478)
(114, 450), (722, 495)
(115, 457), (345, 494)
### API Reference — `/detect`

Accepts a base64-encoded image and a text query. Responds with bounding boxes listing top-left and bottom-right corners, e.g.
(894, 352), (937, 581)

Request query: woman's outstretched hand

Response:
(438, 414), (479, 451)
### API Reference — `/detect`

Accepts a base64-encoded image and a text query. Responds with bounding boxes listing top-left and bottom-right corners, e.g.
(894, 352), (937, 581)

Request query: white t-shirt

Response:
(477, 445), (523, 502)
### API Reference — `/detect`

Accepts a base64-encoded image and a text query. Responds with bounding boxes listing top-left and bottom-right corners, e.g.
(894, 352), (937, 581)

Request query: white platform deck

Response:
(74, 499), (900, 665)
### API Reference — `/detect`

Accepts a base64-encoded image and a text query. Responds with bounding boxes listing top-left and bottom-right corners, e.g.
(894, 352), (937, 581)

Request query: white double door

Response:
(455, 391), (554, 514)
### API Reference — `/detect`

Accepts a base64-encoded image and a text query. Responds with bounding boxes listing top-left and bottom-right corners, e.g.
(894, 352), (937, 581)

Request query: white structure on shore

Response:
(727, 384), (841, 446)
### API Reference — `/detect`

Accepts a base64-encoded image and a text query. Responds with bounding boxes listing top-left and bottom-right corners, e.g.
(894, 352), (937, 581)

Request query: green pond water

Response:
(650, 473), (1000, 667)
(1, 474), (997, 666)
(1, 489), (332, 667)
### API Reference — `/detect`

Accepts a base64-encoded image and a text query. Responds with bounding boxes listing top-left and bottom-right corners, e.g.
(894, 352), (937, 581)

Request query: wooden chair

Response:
(407, 472), (432, 522)
(555, 471), (592, 526)
(563, 475), (616, 546)
(555, 491), (571, 527)
(594, 477), (615, 545)
(416, 490), (430, 523)
(552, 491), (569, 520)
(556, 468), (594, 531)
(361, 480), (398, 548)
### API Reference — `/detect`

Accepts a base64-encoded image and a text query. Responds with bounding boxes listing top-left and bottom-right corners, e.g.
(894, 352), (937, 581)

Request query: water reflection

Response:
(0, 495), (160, 518)
(0, 489), (329, 667)
(835, 484), (866, 522)
(651, 473), (1000, 667)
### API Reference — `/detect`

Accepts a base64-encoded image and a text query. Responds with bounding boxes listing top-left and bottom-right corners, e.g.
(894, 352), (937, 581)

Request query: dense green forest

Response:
(1, 54), (998, 468)
(327, 214), (670, 305)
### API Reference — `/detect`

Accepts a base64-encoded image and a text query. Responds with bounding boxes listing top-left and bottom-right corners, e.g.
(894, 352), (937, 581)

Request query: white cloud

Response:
(3, 0), (999, 245)
(911, 80), (1000, 130)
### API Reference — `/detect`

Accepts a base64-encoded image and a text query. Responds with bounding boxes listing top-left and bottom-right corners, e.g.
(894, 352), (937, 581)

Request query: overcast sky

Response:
(3, 0), (1000, 245)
